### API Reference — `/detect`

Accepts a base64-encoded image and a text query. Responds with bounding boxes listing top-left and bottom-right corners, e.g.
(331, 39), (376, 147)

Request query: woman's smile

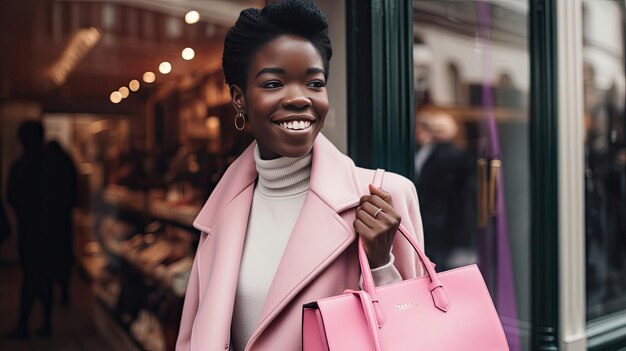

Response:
(272, 114), (316, 133)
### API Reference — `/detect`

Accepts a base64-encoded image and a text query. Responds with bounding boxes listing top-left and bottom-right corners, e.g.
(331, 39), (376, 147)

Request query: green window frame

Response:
(347, 0), (415, 178)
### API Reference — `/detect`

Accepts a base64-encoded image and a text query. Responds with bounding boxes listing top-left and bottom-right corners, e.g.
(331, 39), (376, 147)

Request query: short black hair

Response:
(222, 0), (332, 92)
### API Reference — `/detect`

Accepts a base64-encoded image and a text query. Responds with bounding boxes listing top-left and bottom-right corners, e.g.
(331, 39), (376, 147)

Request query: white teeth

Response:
(278, 120), (313, 130)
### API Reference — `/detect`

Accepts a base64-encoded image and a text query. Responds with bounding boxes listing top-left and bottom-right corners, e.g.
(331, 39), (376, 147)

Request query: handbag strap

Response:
(359, 169), (450, 327)
(372, 168), (385, 189)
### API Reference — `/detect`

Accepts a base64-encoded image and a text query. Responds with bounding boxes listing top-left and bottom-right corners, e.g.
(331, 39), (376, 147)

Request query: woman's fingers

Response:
(356, 201), (391, 227)
(369, 184), (394, 206)
(353, 218), (374, 239)
(356, 203), (378, 229)
(359, 194), (396, 219)
(354, 186), (401, 268)
(359, 194), (392, 211)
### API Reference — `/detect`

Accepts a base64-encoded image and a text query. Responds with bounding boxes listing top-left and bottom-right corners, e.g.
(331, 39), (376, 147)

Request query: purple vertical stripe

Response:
(478, 2), (521, 350)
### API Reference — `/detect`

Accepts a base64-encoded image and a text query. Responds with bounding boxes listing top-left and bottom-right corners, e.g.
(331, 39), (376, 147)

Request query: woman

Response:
(177, 1), (425, 350)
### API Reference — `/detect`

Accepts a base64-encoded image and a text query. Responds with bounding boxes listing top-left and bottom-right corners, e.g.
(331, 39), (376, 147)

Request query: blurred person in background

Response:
(584, 85), (626, 304)
(0, 201), (10, 265)
(45, 140), (78, 305)
(6, 121), (54, 338)
(414, 110), (475, 270)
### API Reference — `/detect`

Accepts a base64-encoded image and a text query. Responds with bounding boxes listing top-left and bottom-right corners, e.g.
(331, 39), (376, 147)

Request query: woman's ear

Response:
(231, 85), (246, 115)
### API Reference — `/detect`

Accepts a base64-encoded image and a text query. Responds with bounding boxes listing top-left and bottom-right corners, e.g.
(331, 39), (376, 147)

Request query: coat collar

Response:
(309, 134), (364, 212)
(192, 133), (363, 232)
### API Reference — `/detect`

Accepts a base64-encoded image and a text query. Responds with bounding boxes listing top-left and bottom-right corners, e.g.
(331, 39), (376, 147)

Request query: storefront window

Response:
(582, 0), (626, 322)
(1, 1), (260, 349)
(412, 1), (530, 350)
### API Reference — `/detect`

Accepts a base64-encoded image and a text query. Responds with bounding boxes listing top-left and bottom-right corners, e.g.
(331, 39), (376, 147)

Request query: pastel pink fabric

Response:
(176, 134), (425, 351)
(302, 171), (509, 351)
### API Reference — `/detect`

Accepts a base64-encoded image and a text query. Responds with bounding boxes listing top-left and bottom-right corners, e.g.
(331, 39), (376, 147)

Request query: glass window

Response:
(582, 0), (626, 322)
(412, 1), (530, 349)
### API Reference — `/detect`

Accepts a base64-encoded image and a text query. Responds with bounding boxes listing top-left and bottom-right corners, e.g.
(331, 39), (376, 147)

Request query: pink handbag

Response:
(302, 169), (509, 351)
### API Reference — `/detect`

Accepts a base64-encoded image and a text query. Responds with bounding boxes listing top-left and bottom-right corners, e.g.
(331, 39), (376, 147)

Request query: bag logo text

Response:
(394, 301), (418, 311)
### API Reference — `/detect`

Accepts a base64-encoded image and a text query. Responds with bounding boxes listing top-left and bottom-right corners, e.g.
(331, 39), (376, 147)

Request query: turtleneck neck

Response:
(253, 145), (312, 197)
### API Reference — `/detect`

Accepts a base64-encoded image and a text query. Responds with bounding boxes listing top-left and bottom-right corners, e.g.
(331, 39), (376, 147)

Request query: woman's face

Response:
(232, 34), (329, 159)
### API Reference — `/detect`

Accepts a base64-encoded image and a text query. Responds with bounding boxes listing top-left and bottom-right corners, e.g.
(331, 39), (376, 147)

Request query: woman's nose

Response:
(282, 89), (311, 109)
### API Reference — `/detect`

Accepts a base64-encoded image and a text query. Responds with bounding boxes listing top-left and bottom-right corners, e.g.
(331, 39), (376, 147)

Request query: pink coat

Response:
(176, 134), (425, 351)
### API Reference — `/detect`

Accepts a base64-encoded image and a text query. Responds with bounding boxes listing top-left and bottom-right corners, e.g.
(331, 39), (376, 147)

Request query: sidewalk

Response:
(0, 262), (139, 351)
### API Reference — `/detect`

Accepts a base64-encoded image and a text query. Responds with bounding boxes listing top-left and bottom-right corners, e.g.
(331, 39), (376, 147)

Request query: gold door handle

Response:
(478, 159), (488, 229)
(478, 158), (501, 229)
(489, 159), (501, 217)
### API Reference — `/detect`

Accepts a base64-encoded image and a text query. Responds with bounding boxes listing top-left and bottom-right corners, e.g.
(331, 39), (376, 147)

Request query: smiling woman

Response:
(175, 1), (426, 350)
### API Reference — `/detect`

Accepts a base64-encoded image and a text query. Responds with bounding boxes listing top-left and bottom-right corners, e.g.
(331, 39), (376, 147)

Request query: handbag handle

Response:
(358, 169), (450, 328)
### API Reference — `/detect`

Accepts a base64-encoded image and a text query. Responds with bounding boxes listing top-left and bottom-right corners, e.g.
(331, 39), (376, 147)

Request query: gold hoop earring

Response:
(235, 112), (246, 131)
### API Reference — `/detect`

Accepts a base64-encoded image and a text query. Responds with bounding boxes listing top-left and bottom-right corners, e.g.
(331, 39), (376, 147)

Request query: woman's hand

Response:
(353, 184), (401, 268)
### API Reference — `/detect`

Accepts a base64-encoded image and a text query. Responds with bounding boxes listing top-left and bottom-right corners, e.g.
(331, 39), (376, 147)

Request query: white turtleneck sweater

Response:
(231, 145), (401, 351)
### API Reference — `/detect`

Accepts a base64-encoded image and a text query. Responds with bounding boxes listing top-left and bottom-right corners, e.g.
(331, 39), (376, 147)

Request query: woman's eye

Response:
(308, 80), (326, 88)
(261, 81), (282, 89)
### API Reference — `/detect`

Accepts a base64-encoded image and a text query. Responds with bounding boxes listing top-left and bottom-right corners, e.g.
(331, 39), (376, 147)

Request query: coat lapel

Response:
(245, 134), (365, 349)
(192, 142), (257, 350)
(193, 184), (254, 350)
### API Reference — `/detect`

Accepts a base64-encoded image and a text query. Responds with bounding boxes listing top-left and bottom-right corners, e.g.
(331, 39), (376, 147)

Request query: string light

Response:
(182, 47), (195, 61)
(119, 86), (129, 98)
(143, 72), (156, 83)
(159, 61), (172, 74)
(110, 91), (122, 103)
(185, 10), (199, 24)
(129, 79), (140, 91)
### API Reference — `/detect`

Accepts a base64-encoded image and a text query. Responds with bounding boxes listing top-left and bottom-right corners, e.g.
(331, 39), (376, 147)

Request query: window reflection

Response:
(414, 109), (474, 270)
(413, 1), (530, 350)
(582, 0), (626, 322)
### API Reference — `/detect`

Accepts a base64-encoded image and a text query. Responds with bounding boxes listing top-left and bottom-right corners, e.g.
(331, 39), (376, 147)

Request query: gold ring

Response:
(373, 207), (383, 219)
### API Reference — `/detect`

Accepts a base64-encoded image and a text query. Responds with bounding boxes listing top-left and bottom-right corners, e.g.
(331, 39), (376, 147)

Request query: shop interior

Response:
(1, 1), (259, 350)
